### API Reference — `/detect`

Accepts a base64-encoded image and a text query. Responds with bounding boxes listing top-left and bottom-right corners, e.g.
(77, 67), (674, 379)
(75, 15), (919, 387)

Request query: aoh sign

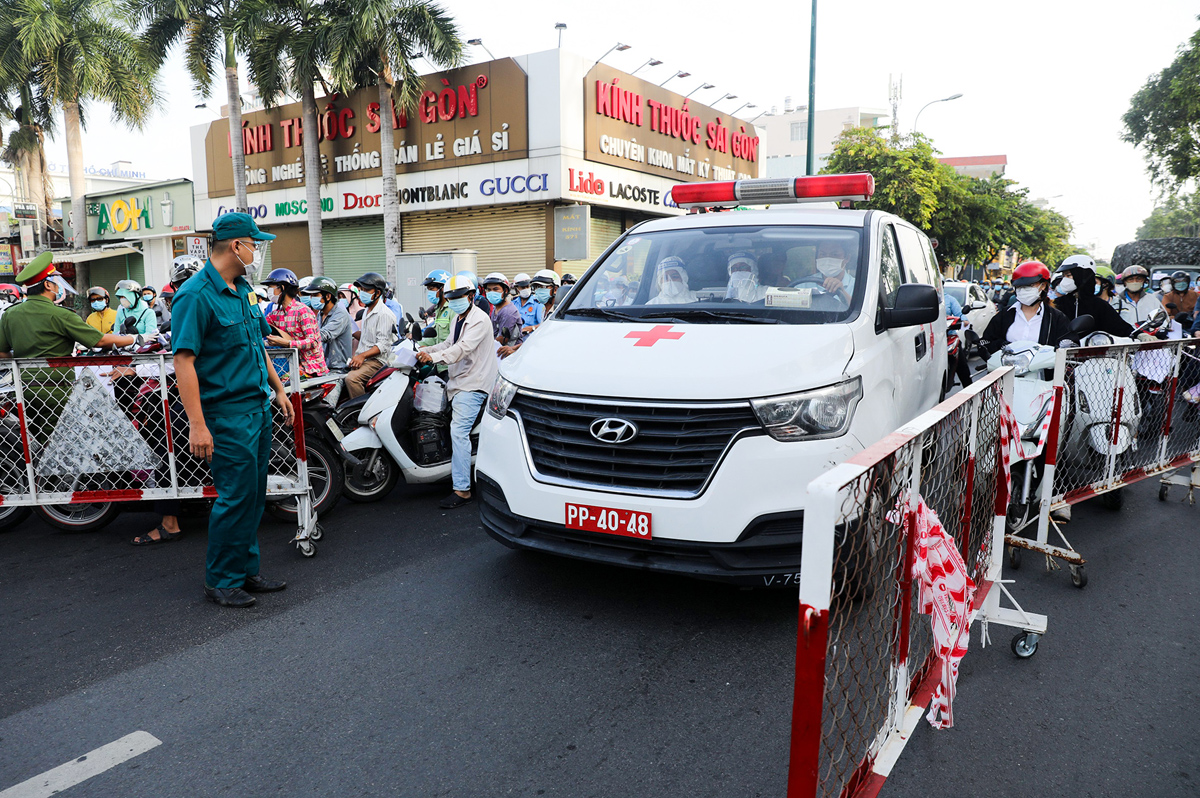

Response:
(90, 196), (154, 235)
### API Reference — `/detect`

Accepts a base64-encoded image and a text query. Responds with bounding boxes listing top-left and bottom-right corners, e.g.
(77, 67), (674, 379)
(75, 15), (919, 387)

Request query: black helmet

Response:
(354, 271), (388, 293)
(263, 268), (299, 287)
(1172, 270), (1191, 283)
(561, 273), (577, 283)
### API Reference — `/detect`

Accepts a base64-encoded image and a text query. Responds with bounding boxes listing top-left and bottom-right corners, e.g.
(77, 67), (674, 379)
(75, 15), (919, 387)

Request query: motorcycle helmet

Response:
(263, 268), (299, 288)
(171, 255), (203, 287)
(531, 269), (560, 287)
(304, 276), (339, 299)
(561, 273), (577, 286)
(1121, 265), (1149, 280)
(422, 269), (452, 288)
(1171, 270), (1192, 292)
(443, 274), (477, 300)
(454, 270), (477, 289)
(512, 272), (532, 289)
(86, 285), (110, 301)
(1011, 261), (1050, 287)
(114, 279), (142, 309)
(1096, 264), (1117, 292)
(481, 272), (510, 291)
(1056, 254), (1095, 275)
(354, 271), (388, 294)
(160, 283), (175, 298)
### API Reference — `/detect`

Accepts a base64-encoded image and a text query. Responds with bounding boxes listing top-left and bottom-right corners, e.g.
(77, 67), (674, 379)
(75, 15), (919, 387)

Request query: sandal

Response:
(132, 524), (182, 546)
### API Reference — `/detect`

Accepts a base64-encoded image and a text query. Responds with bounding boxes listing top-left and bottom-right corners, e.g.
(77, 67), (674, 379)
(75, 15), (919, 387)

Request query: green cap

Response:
(16, 251), (55, 286)
(212, 212), (276, 242)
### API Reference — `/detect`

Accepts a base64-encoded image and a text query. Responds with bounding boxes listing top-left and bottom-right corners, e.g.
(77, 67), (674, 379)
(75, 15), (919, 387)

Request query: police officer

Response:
(171, 213), (295, 608)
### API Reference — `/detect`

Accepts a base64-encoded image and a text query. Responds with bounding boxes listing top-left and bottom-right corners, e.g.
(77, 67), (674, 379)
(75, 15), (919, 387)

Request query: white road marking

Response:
(0, 730), (161, 798)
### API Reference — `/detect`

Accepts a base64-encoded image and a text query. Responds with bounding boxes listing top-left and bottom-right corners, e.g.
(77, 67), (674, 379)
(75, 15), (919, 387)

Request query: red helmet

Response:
(1011, 261), (1050, 287)
(160, 283), (175, 296)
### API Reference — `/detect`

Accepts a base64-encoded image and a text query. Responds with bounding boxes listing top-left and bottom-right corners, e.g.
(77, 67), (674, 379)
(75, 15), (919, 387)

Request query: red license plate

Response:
(565, 503), (652, 540)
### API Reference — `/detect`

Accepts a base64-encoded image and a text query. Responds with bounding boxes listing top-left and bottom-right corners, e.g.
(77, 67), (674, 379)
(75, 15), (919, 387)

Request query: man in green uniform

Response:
(171, 213), (296, 608)
(0, 253), (139, 440)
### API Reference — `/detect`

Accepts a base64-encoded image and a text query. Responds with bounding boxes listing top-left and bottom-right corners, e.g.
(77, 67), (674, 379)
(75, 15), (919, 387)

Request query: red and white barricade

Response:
(788, 368), (1047, 798)
(0, 348), (319, 554)
(1013, 337), (1200, 586)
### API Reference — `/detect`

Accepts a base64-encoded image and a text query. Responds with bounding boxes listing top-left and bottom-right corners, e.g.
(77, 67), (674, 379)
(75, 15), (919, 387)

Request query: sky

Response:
(25, 0), (1199, 261)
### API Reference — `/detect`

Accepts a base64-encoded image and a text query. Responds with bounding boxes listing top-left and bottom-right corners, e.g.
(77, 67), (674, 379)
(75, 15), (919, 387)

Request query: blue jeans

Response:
(450, 390), (486, 492)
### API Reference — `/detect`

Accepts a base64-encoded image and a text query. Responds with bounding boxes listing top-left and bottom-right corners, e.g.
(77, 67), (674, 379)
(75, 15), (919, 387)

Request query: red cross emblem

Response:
(625, 325), (685, 347)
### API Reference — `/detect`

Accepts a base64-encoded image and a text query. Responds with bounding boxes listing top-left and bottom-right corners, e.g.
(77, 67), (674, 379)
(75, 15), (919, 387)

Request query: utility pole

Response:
(805, 0), (817, 175)
(889, 74), (903, 142)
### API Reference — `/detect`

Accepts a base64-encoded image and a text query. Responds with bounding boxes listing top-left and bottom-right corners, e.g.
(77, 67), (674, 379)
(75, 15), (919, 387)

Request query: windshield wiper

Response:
(657, 308), (781, 324)
(561, 307), (654, 322)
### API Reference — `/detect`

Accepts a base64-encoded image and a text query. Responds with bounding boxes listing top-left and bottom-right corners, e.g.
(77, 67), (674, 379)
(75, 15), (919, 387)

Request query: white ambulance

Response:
(476, 174), (946, 586)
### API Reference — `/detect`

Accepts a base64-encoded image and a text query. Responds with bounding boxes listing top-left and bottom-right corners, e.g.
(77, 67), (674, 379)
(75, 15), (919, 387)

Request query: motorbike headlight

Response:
(1000, 350), (1033, 377)
(487, 375), (519, 419)
(751, 378), (863, 441)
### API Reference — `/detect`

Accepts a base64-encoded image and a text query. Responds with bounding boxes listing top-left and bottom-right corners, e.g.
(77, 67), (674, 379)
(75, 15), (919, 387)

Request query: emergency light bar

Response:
(670, 173), (874, 209)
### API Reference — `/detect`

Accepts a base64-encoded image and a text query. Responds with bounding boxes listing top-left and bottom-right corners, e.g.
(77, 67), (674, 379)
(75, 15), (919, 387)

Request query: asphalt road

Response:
(1, 473), (1197, 797)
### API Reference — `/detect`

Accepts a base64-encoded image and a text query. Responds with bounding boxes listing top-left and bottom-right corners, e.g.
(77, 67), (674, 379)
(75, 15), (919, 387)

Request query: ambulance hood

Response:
(500, 318), (855, 400)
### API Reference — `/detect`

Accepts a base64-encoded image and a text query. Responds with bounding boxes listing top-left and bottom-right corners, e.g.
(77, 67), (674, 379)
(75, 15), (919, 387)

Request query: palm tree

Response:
(235, 0), (332, 276)
(134, 0), (251, 212)
(328, 0), (462, 287)
(0, 83), (54, 246)
(0, 0), (159, 293)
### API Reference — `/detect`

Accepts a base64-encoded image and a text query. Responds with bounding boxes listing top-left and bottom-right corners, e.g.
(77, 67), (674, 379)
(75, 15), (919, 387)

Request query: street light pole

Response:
(913, 93), (963, 133)
(805, 0), (817, 175)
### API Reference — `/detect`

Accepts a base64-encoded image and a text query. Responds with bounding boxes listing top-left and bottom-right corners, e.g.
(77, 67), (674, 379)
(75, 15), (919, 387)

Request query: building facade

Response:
(189, 49), (760, 313)
(757, 104), (889, 177)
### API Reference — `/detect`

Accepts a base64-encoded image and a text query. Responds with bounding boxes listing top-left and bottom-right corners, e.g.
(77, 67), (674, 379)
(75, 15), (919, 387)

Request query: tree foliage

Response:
(824, 127), (1077, 274)
(1135, 192), (1200, 238)
(1122, 22), (1200, 190)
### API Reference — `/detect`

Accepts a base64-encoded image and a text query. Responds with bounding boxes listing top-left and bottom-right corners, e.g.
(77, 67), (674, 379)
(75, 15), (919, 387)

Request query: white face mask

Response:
(816, 257), (844, 277)
(518, 288), (531, 299)
(659, 279), (684, 298)
(270, 288), (282, 302)
(1057, 276), (1077, 295)
(1015, 286), (1042, 306)
(234, 240), (265, 282)
(1125, 281), (1145, 294)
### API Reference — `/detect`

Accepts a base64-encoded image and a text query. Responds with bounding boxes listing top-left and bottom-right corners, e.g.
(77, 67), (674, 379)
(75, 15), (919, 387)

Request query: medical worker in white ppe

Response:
(646, 256), (698, 305)
(725, 251), (768, 303)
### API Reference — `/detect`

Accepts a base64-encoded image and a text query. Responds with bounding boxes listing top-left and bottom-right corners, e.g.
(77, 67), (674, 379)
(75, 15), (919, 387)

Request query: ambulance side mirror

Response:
(881, 284), (939, 329)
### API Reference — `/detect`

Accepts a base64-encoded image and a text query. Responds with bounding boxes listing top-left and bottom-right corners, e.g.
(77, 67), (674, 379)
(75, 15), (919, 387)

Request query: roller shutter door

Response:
(402, 205), (545, 281)
(320, 219), (388, 286)
(88, 252), (145, 294)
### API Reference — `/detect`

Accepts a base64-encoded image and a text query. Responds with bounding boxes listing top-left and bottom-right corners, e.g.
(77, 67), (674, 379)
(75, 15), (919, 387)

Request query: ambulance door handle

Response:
(914, 331), (927, 360)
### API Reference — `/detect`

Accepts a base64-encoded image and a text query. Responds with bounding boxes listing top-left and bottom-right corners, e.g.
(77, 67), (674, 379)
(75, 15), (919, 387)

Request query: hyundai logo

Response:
(590, 417), (639, 444)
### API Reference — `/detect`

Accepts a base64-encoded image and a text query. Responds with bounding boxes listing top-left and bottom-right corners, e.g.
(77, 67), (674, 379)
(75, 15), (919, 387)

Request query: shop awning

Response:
(17, 246), (141, 265)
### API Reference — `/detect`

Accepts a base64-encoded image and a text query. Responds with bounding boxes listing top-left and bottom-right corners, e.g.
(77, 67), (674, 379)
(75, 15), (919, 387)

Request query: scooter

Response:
(339, 341), (482, 502)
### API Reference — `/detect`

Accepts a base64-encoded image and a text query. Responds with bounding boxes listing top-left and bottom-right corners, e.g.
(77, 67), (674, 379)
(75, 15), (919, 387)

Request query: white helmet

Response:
(531, 268), (560, 287)
(298, 275), (314, 291)
(1057, 254), (1095, 275)
(513, 272), (532, 288)
(481, 272), (510, 290)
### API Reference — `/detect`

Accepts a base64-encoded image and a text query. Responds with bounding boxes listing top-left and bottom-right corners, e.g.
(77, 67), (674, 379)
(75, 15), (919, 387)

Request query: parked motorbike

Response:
(340, 341), (482, 502)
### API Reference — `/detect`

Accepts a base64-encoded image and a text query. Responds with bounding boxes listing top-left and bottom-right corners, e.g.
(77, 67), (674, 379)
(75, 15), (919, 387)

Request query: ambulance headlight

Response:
(751, 378), (863, 441)
(487, 375), (519, 419)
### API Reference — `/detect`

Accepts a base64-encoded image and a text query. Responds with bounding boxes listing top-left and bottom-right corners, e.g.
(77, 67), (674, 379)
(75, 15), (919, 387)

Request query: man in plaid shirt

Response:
(263, 269), (327, 378)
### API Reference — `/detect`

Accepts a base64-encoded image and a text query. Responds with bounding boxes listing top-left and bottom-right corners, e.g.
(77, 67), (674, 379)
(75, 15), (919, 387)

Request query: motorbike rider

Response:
(512, 272), (544, 329)
(944, 289), (973, 388)
(159, 256), (203, 332)
(114, 279), (159, 338)
(415, 274), (499, 510)
(481, 272), (524, 348)
(979, 261), (1070, 356)
(1052, 254), (1135, 339)
(1096, 265), (1118, 304)
(1112, 265), (1163, 328)
(301, 276), (354, 372)
(529, 269), (560, 318)
(86, 286), (116, 334)
(420, 269), (454, 346)
(1163, 270), (1198, 316)
(646, 256), (698, 305)
(263, 268), (328, 378)
(346, 272), (396, 398)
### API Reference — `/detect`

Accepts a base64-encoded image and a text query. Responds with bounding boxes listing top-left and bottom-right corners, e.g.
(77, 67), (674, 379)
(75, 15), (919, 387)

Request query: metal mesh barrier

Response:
(790, 369), (1047, 798)
(0, 349), (308, 507)
(1047, 339), (1200, 506)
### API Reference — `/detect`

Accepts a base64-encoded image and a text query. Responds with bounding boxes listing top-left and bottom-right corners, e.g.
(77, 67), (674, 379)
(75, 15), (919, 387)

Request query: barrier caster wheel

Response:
(309, 523), (323, 542)
(1159, 484), (1169, 502)
(1008, 546), (1022, 570)
(1011, 632), (1039, 659)
(298, 539), (317, 558)
(1070, 564), (1087, 588)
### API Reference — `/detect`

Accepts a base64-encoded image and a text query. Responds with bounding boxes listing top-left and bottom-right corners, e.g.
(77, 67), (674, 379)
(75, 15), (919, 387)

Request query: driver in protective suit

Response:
(646, 256), (697, 305)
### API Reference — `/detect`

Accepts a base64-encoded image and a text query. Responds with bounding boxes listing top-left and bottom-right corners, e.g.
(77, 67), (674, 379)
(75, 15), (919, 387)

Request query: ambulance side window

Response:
(878, 224), (904, 310)
(895, 225), (934, 289)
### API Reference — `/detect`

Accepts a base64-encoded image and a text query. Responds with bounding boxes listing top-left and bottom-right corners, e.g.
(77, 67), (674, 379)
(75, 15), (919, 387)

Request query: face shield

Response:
(654, 257), (690, 300)
(48, 274), (76, 295)
(725, 253), (760, 301)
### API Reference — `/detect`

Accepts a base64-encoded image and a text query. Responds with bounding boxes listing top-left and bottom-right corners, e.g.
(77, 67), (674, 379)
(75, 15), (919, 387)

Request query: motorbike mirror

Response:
(1150, 309), (1168, 326)
(1066, 315), (1095, 336)
(405, 312), (415, 324)
(123, 316), (138, 333)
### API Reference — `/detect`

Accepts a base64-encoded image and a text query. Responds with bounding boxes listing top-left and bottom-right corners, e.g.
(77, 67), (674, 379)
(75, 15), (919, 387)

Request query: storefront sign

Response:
(64, 180), (196, 243)
(187, 236), (209, 259)
(583, 65), (759, 182)
(19, 223), (33, 252)
(566, 167), (678, 211)
(203, 58), (529, 199)
(12, 203), (36, 220)
(0, 244), (14, 278)
(554, 205), (589, 261)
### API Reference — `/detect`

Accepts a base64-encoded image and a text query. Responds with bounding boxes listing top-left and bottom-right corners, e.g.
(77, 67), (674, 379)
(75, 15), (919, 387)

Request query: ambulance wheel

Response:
(0, 505), (31, 532)
(298, 539), (317, 558)
(1070, 564), (1087, 588)
(36, 502), (120, 533)
(1159, 484), (1169, 502)
(1011, 632), (1039, 659)
(1008, 545), (1022, 569)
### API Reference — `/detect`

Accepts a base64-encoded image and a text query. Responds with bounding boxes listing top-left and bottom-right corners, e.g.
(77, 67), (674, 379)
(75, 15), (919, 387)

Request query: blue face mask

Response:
(533, 287), (551, 304)
(90, 300), (106, 312)
(486, 291), (503, 305)
(357, 289), (375, 305)
(426, 290), (440, 306)
(447, 297), (471, 315)
(303, 296), (323, 311)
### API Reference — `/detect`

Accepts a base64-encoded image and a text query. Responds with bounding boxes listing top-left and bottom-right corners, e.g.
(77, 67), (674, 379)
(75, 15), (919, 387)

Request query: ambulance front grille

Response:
(510, 390), (762, 497)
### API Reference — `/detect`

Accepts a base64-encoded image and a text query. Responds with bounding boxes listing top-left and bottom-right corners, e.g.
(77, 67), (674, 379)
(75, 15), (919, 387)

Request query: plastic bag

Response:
(413, 376), (448, 414)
